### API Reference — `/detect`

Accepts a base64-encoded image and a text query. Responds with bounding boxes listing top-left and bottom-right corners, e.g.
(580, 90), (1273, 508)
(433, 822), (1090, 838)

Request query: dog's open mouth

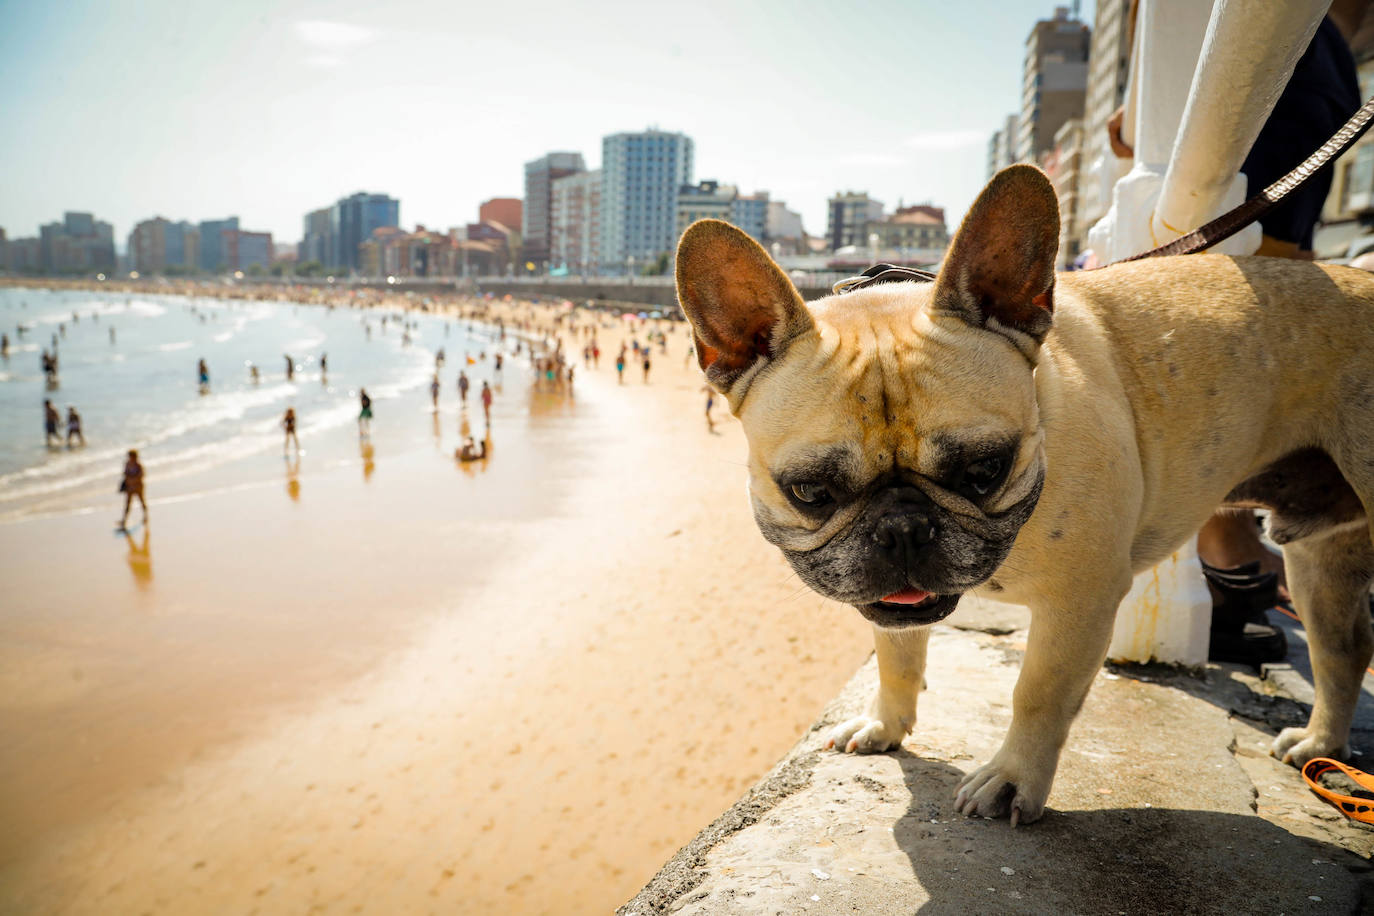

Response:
(860, 589), (960, 628)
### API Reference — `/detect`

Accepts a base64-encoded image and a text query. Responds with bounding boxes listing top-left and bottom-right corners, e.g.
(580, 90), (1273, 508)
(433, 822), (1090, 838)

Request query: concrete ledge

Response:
(622, 601), (1374, 915)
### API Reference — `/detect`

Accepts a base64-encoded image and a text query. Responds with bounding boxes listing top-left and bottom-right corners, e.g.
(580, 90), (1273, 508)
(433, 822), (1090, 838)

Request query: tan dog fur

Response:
(676, 165), (1374, 826)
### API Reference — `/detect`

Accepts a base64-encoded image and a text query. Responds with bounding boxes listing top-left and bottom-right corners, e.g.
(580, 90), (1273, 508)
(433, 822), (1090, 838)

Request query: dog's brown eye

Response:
(789, 482), (831, 506)
(963, 458), (1005, 496)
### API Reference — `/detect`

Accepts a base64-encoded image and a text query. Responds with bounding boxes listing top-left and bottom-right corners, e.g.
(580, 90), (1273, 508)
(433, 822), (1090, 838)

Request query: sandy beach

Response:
(0, 282), (873, 913)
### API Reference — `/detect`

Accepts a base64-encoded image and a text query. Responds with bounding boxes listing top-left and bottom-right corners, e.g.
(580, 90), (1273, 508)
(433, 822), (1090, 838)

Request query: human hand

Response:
(1107, 105), (1134, 159)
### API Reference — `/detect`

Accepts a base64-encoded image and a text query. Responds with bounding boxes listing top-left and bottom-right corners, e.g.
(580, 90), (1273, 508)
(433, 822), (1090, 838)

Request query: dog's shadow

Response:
(888, 750), (1371, 914)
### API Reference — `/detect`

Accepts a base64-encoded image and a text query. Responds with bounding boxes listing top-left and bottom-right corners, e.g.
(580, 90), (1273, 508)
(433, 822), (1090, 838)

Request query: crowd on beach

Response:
(5, 278), (701, 532)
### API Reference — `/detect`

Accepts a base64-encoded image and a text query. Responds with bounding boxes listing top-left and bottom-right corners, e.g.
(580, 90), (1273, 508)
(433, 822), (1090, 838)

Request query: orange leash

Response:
(1302, 757), (1374, 826)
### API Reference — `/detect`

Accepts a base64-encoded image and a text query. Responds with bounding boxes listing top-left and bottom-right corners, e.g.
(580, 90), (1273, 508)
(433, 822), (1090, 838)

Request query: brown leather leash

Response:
(1117, 95), (1374, 263)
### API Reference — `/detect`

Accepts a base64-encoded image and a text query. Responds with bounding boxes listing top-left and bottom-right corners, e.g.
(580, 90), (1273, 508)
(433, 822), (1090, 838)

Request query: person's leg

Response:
(138, 491), (147, 521)
(121, 491), (132, 526)
(1197, 508), (1284, 575)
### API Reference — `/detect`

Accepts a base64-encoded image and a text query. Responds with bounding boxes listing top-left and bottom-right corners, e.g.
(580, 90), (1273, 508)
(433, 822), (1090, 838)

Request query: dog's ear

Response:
(932, 164), (1060, 349)
(676, 219), (815, 395)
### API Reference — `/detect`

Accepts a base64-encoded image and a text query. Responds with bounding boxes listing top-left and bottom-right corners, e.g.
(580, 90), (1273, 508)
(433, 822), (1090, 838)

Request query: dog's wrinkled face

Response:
(738, 288), (1046, 627)
(677, 165), (1061, 629)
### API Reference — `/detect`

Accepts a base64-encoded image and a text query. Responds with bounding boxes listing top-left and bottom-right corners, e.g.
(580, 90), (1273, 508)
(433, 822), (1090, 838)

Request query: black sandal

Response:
(1201, 562), (1288, 668)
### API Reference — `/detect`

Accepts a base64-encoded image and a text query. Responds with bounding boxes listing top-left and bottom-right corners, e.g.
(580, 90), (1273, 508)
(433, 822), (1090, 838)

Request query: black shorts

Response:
(1241, 17), (1360, 250)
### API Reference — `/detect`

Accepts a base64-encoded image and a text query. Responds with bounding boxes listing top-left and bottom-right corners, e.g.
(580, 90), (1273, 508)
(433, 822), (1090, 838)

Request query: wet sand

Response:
(0, 306), (873, 913)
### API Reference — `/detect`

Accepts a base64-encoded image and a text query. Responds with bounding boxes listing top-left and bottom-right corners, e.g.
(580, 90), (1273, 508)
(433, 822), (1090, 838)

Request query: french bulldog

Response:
(675, 164), (1374, 825)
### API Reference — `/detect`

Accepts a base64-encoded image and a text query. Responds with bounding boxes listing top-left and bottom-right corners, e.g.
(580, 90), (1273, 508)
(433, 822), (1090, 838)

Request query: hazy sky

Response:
(0, 0), (1080, 247)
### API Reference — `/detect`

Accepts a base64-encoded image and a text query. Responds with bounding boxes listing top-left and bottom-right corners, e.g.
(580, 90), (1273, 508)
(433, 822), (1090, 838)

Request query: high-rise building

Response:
(1, 227), (42, 273)
(1077, 0), (1133, 242)
(299, 207), (332, 267)
(129, 217), (169, 274)
(3, 234), (41, 272)
(1017, 7), (1091, 164)
(130, 217), (200, 273)
(675, 181), (737, 238)
(330, 192), (400, 271)
(550, 169), (601, 274)
(1041, 117), (1086, 266)
(766, 200), (805, 241)
(988, 114), (1020, 178)
(480, 198), (524, 235)
(826, 192), (884, 251)
(166, 221), (198, 269)
(522, 153), (586, 270)
(224, 230), (273, 271)
(198, 217), (240, 272)
(38, 211), (115, 274)
(600, 128), (694, 273)
(730, 192), (770, 242)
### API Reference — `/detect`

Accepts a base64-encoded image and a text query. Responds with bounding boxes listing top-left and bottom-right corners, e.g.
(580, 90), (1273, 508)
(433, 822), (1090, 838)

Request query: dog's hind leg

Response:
(1271, 521), (1374, 766)
(827, 624), (930, 753)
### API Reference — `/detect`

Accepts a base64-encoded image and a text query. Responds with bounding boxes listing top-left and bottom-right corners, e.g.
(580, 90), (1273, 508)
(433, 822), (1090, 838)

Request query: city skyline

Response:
(0, 0), (1064, 246)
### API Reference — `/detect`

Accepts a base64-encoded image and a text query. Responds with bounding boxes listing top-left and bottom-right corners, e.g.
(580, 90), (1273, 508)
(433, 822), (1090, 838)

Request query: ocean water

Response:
(0, 287), (499, 521)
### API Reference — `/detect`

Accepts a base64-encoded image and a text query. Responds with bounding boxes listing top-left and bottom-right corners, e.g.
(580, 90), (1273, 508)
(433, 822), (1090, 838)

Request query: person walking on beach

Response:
(480, 380), (493, 425)
(642, 351), (652, 384)
(358, 389), (373, 436)
(66, 406), (85, 447)
(282, 407), (300, 452)
(119, 449), (146, 529)
(493, 353), (503, 380)
(431, 373), (441, 409)
(284, 354), (294, 381)
(43, 399), (61, 446)
(320, 353), (328, 376)
(703, 385), (716, 433)
(1, 332), (8, 358)
(615, 352), (625, 384)
(197, 358), (210, 392)
(457, 370), (470, 403)
(249, 362), (260, 384)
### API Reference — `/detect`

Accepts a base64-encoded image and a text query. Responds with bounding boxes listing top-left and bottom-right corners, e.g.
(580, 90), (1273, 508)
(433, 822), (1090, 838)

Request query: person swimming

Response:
(456, 435), (487, 462)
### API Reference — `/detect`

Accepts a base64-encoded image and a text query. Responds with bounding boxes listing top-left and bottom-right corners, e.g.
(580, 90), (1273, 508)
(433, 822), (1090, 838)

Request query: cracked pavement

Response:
(621, 597), (1374, 915)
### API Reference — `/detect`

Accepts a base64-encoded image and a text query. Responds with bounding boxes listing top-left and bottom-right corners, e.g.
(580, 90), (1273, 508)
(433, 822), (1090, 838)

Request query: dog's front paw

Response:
(825, 715), (907, 754)
(1272, 727), (1350, 767)
(954, 755), (1051, 826)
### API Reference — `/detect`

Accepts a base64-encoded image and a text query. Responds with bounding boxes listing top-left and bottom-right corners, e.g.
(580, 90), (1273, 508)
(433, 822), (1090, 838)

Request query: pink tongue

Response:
(882, 588), (933, 605)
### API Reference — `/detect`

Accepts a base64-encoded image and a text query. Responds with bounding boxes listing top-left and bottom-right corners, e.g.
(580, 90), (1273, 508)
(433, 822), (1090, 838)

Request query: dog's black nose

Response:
(873, 513), (936, 567)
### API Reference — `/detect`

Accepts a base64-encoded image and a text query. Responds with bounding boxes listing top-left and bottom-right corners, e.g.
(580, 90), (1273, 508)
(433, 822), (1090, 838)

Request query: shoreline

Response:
(0, 283), (876, 913)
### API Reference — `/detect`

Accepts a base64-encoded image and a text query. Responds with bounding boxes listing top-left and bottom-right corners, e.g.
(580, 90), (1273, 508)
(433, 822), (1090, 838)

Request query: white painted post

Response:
(1108, 541), (1212, 667)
